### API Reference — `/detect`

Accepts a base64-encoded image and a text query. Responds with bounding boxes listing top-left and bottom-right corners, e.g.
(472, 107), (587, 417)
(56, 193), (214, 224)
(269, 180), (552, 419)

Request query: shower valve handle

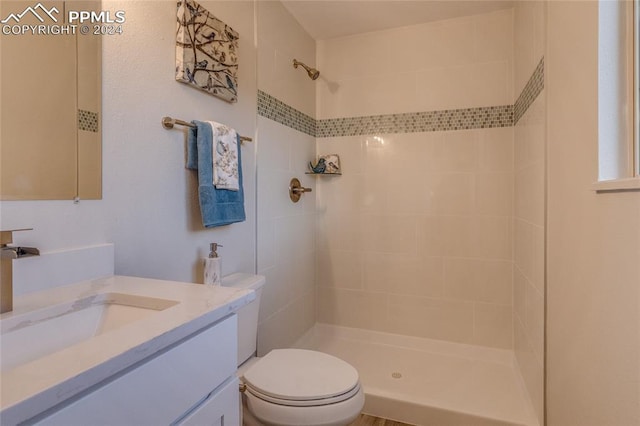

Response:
(289, 178), (312, 203)
(292, 186), (312, 194)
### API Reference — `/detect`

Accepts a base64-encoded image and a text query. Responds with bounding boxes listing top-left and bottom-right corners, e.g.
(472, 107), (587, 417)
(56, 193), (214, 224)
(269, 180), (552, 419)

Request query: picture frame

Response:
(176, 0), (239, 103)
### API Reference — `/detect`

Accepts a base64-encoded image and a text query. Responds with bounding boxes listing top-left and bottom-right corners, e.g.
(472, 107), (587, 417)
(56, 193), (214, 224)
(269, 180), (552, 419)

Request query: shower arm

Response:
(293, 59), (320, 80)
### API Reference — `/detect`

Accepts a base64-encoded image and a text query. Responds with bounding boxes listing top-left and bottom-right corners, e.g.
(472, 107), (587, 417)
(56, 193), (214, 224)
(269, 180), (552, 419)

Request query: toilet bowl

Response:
(242, 349), (365, 426)
(222, 274), (364, 426)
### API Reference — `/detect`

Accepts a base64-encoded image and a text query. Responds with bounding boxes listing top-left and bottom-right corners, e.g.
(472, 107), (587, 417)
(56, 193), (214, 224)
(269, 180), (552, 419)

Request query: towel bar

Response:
(162, 116), (253, 143)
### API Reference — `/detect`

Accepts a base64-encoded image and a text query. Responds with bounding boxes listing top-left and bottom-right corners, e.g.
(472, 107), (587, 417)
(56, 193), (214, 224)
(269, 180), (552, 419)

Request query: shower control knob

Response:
(289, 178), (312, 203)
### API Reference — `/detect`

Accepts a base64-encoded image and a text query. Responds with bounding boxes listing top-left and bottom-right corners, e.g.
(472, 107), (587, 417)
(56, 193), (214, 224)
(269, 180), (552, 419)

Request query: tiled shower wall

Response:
(315, 9), (516, 348)
(513, 1), (546, 423)
(255, 1), (316, 355)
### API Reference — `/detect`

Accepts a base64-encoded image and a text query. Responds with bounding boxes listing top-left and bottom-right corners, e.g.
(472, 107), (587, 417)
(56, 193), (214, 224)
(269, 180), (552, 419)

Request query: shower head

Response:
(293, 59), (320, 80)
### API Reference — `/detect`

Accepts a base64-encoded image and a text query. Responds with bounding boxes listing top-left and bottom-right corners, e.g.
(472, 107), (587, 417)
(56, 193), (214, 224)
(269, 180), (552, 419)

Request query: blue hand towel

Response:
(187, 120), (246, 227)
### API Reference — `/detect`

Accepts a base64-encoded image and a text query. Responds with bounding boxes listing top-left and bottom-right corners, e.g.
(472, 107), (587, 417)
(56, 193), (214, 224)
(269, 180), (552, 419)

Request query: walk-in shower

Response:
(257, 1), (545, 425)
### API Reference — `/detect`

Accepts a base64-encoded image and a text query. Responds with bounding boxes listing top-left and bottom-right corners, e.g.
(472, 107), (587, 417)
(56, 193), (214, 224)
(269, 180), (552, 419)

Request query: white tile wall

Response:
(514, 1), (546, 96)
(317, 9), (514, 119)
(255, 1), (317, 355)
(316, 127), (514, 349)
(258, 1), (316, 118)
(315, 9), (517, 350)
(513, 92), (545, 423)
(256, 114), (316, 355)
(512, 1), (546, 421)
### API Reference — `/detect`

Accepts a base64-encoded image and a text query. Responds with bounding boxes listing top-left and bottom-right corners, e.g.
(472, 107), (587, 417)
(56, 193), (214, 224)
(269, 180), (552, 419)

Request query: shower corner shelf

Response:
(305, 172), (342, 176)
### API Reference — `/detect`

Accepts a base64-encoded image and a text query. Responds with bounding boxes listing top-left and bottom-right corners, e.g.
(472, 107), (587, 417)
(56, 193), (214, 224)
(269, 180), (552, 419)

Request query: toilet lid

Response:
(243, 349), (360, 402)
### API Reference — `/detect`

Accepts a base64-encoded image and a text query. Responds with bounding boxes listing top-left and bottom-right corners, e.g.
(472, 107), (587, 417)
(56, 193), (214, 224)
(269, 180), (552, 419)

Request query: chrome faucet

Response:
(1, 229), (39, 314)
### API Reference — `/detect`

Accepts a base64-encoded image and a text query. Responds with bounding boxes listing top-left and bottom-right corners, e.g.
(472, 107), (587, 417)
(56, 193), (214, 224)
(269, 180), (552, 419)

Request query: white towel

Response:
(207, 121), (239, 191)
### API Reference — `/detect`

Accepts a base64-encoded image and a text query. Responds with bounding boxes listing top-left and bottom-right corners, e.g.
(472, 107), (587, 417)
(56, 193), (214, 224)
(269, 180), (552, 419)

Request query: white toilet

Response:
(222, 273), (365, 426)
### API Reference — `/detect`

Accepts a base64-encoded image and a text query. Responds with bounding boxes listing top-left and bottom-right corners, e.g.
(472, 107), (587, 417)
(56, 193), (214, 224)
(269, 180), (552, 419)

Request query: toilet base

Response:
(241, 386), (364, 426)
(241, 394), (263, 426)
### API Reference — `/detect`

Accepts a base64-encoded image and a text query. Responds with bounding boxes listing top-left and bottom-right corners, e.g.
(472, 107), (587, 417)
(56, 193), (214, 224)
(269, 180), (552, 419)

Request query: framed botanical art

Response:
(176, 0), (239, 103)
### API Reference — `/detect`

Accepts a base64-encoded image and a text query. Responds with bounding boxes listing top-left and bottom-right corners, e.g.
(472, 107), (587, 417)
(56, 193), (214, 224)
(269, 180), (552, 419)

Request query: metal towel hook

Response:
(289, 178), (312, 203)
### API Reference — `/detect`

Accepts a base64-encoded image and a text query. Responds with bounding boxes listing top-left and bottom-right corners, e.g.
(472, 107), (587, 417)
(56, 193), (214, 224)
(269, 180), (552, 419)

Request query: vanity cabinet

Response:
(34, 314), (239, 425)
(177, 376), (240, 425)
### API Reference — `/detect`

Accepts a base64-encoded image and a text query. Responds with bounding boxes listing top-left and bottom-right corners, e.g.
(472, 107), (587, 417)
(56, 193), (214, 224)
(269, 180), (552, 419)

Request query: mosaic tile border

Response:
(514, 57), (544, 125)
(257, 90), (316, 136)
(78, 109), (99, 133)
(257, 56), (543, 137)
(317, 106), (513, 137)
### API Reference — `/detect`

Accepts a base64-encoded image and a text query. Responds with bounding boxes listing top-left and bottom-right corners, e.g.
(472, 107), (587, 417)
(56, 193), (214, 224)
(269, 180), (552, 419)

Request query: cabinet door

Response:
(35, 315), (237, 426)
(177, 377), (240, 426)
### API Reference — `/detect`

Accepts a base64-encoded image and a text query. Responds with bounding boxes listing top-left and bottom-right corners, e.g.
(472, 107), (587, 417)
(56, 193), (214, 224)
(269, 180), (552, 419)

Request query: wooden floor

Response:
(348, 414), (413, 426)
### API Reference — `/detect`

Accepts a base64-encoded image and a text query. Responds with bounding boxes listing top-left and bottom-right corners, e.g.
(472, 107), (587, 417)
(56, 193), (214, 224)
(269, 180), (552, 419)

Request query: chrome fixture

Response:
(293, 59), (320, 80)
(1, 229), (40, 314)
(161, 116), (253, 143)
(289, 178), (312, 203)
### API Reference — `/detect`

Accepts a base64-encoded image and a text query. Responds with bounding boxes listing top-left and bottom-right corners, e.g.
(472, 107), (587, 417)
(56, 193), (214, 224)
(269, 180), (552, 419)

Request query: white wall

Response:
(546, 2), (640, 424)
(1, 0), (258, 289)
(255, 1), (316, 355)
(104, 0), (256, 283)
(0, 200), (110, 254)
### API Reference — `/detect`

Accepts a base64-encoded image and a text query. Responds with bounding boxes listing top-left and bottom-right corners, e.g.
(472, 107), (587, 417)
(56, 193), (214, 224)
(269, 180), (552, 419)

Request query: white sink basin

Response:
(0, 293), (178, 372)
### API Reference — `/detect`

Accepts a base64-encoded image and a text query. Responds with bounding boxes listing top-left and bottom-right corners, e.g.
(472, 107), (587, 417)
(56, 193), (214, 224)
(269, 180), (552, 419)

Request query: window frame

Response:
(634, 0), (639, 176)
(594, 0), (640, 191)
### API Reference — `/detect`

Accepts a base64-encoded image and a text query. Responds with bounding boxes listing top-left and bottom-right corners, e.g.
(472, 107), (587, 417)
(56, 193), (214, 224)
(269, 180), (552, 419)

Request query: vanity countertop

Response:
(0, 275), (254, 424)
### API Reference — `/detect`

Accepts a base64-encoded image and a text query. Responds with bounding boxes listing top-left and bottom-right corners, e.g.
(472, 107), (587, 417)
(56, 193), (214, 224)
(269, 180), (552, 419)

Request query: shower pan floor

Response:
(294, 324), (538, 426)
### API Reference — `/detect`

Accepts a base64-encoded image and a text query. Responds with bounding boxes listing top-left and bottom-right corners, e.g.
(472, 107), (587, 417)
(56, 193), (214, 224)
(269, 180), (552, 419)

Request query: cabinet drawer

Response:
(36, 315), (237, 426)
(177, 377), (240, 426)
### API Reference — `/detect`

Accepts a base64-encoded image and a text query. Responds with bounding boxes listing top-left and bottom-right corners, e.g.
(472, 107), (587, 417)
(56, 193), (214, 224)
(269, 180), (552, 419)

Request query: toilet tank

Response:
(221, 273), (265, 366)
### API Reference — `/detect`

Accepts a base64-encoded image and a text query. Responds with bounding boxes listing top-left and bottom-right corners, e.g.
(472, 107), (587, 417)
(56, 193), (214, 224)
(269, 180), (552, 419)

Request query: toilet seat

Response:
(242, 349), (361, 407)
(245, 382), (361, 407)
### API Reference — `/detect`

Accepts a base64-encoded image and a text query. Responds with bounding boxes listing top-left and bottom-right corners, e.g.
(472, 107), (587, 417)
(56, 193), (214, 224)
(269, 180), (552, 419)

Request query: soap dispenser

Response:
(204, 243), (222, 286)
